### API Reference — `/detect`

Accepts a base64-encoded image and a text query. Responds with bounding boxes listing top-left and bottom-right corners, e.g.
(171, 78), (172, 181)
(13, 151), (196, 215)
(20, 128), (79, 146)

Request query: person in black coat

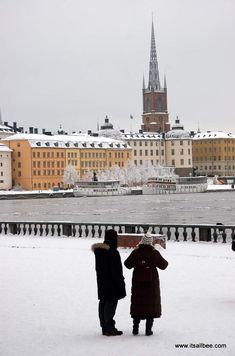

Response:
(91, 229), (126, 336)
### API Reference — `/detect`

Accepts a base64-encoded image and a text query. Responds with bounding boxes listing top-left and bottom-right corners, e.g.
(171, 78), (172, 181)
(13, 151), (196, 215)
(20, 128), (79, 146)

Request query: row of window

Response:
(134, 149), (165, 157)
(196, 165), (235, 171)
(194, 156), (235, 162)
(32, 151), (64, 158)
(129, 140), (191, 147)
(32, 161), (65, 168)
(81, 161), (106, 168)
(194, 147), (235, 153)
(171, 159), (191, 166)
(194, 140), (235, 145)
(33, 182), (62, 189)
(33, 170), (64, 176)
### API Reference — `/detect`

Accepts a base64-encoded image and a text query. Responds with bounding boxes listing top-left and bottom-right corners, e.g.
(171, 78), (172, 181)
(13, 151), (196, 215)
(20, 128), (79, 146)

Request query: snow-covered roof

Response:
(98, 129), (124, 140)
(193, 131), (235, 140)
(0, 143), (12, 152)
(2, 133), (131, 149)
(165, 129), (190, 139)
(121, 132), (162, 140)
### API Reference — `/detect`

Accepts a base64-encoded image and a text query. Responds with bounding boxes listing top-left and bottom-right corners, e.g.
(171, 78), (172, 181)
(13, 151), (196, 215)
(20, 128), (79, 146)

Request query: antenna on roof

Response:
(197, 121), (201, 133)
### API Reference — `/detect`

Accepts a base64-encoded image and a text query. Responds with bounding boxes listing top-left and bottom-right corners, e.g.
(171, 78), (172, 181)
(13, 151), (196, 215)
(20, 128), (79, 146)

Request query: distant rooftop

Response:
(193, 131), (235, 140)
(2, 133), (130, 149)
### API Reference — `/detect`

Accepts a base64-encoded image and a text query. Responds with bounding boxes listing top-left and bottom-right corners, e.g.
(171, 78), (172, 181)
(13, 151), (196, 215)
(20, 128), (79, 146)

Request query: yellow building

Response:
(192, 131), (235, 176)
(1, 133), (132, 190)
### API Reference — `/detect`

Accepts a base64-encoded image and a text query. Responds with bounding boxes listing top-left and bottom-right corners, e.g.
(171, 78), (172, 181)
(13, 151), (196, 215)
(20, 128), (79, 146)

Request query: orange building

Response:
(1, 133), (132, 190)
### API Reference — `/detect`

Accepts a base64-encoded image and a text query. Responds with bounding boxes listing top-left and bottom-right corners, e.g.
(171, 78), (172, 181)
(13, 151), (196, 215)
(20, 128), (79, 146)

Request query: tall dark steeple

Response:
(148, 21), (161, 90)
(141, 20), (170, 133)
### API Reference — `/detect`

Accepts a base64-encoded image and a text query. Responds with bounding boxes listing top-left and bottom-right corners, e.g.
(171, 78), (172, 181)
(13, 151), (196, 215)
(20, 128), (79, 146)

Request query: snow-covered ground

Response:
(0, 236), (234, 356)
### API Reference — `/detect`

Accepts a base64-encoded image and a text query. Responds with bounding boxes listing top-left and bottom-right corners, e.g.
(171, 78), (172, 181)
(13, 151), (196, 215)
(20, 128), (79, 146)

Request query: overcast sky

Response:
(0, 0), (235, 135)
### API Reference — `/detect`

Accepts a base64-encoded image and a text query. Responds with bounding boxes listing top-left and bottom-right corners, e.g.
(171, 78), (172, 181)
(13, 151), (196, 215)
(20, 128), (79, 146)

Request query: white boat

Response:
(143, 176), (208, 194)
(73, 180), (131, 197)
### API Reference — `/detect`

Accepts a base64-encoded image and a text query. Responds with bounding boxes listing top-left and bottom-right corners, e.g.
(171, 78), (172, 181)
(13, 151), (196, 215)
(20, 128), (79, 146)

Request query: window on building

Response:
(171, 149), (175, 155)
(17, 152), (21, 157)
(180, 141), (183, 146)
(145, 150), (148, 156)
(180, 159), (184, 165)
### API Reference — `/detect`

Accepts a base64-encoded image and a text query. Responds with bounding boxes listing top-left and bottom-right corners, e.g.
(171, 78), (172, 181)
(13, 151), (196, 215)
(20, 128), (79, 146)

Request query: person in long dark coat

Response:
(124, 232), (168, 336)
(91, 229), (126, 336)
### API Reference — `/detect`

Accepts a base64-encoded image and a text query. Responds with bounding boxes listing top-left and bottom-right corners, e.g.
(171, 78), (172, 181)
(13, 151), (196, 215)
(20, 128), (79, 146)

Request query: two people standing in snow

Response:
(92, 229), (168, 336)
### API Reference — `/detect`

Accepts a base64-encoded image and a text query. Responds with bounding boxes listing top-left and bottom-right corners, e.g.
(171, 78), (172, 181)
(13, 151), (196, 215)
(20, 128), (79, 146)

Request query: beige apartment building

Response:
(192, 131), (235, 176)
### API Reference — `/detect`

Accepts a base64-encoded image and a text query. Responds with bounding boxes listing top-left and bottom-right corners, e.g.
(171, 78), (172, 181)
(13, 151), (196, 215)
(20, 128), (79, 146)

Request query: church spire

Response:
(142, 75), (146, 90)
(148, 20), (161, 90)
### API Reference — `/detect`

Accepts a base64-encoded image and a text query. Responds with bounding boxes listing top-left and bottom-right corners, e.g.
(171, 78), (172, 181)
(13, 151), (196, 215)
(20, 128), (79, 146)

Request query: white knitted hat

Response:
(139, 231), (153, 245)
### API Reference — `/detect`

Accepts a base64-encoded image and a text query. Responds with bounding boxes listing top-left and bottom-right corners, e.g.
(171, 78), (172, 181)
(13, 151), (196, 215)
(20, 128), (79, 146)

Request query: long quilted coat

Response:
(92, 243), (126, 301)
(124, 244), (168, 319)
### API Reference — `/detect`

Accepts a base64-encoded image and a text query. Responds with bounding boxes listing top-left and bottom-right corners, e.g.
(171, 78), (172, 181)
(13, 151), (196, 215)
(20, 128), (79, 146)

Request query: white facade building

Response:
(122, 132), (165, 166)
(165, 118), (193, 176)
(0, 143), (12, 190)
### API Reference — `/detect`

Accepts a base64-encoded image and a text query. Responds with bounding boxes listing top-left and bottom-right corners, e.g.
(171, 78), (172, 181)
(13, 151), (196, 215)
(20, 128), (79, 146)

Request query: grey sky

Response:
(0, 0), (235, 134)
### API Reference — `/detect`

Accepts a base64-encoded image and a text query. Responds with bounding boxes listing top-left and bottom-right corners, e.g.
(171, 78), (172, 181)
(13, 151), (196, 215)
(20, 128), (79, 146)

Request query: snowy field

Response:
(0, 235), (234, 356)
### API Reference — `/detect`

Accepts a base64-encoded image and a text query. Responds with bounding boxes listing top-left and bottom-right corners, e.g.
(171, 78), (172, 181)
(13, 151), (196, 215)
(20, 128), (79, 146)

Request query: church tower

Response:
(141, 21), (170, 133)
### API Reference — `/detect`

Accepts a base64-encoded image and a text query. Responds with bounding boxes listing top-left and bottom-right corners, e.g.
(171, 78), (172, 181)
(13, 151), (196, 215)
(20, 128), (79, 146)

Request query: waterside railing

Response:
(0, 221), (235, 243)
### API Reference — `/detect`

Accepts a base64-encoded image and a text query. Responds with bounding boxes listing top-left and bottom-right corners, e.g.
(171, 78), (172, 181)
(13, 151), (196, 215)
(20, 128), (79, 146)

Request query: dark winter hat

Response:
(104, 229), (118, 249)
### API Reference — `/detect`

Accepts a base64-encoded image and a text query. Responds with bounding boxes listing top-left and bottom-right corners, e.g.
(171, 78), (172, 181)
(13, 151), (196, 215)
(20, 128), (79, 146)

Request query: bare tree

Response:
(63, 165), (79, 187)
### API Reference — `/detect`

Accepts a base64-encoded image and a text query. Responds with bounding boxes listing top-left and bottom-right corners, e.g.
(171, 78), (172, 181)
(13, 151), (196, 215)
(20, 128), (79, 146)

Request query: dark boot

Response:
(145, 318), (153, 336)
(104, 328), (123, 336)
(132, 318), (140, 335)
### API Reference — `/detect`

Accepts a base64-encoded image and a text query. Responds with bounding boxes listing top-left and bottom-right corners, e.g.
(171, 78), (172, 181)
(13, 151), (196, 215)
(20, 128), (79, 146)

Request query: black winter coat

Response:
(124, 245), (168, 319)
(92, 243), (126, 300)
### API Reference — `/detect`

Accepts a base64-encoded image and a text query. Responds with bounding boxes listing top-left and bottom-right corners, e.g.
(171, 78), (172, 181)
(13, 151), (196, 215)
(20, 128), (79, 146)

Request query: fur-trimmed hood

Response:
(91, 242), (110, 253)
